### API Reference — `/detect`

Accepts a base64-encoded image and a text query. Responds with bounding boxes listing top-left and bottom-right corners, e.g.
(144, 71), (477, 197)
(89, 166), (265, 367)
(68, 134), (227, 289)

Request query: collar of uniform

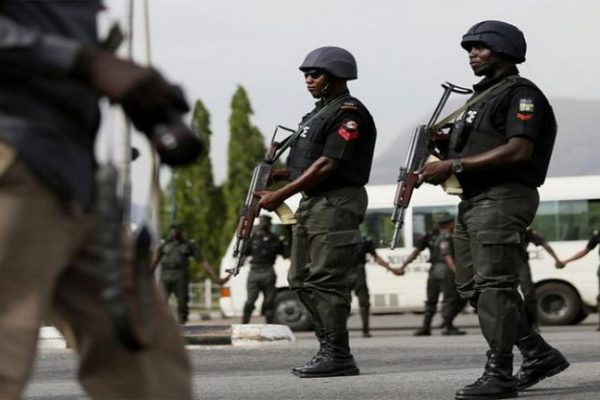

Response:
(314, 89), (351, 109)
(473, 65), (519, 93)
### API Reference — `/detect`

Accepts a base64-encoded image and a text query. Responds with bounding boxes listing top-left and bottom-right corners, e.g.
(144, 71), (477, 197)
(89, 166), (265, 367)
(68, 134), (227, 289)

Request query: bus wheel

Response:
(536, 282), (582, 325)
(272, 290), (313, 331)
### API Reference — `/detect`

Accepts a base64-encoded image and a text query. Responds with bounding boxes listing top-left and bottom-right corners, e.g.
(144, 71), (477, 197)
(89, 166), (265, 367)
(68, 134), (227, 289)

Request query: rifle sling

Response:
(271, 93), (352, 163)
(430, 75), (519, 132)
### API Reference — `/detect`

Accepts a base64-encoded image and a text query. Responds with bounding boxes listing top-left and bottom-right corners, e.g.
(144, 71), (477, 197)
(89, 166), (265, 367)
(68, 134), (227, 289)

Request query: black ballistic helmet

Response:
(299, 46), (357, 80)
(434, 211), (455, 225)
(461, 20), (527, 64)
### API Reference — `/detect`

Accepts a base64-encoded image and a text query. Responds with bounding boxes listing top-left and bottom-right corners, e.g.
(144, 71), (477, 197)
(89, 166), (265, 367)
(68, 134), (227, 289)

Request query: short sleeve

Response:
(322, 110), (366, 161)
(586, 230), (600, 251)
(416, 234), (429, 251)
(504, 86), (547, 141)
(440, 237), (453, 257)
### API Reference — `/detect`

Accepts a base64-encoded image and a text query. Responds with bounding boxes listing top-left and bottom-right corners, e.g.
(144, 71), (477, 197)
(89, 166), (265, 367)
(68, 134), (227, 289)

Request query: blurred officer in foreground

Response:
(349, 235), (393, 338)
(397, 212), (466, 336)
(256, 46), (376, 378)
(417, 20), (568, 399)
(520, 227), (564, 330)
(240, 215), (288, 324)
(0, 2), (194, 398)
(152, 223), (223, 324)
(560, 228), (600, 331)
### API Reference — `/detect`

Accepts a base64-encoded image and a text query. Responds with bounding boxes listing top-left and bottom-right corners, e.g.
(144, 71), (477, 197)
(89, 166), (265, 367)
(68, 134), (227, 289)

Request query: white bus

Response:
(219, 175), (600, 331)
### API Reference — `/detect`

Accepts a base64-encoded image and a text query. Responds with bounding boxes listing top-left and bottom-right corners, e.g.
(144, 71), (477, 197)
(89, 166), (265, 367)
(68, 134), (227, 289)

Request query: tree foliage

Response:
(161, 99), (224, 281)
(222, 85), (267, 246)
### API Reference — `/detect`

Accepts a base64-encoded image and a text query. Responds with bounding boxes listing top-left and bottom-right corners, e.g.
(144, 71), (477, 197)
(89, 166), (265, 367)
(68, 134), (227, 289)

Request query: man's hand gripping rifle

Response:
(390, 82), (472, 250)
(227, 126), (297, 277)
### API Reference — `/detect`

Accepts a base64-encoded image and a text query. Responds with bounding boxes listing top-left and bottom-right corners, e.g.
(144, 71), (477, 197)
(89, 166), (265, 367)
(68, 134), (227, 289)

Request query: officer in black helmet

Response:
(256, 46), (376, 378)
(418, 21), (569, 399)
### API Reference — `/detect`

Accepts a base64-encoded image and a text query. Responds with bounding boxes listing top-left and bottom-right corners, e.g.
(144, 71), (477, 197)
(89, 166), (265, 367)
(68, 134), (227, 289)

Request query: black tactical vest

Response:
(286, 95), (376, 191)
(449, 77), (557, 190)
(160, 240), (193, 272)
(248, 232), (282, 267)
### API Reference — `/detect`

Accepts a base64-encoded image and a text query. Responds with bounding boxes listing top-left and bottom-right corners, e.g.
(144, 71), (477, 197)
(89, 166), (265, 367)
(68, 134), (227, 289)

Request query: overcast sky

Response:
(102, 0), (600, 204)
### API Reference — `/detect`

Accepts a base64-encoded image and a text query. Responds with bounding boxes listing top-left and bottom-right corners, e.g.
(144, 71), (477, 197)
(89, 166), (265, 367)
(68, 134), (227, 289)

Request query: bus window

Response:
(361, 209), (398, 248)
(532, 199), (600, 241)
(412, 206), (458, 243)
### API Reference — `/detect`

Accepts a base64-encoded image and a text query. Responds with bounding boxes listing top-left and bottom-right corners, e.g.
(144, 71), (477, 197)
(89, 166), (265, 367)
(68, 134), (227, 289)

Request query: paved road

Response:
(25, 313), (600, 400)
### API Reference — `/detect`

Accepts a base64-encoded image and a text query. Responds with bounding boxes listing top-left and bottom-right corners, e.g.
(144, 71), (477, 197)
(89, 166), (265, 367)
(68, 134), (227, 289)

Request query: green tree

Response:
(161, 99), (224, 281)
(222, 85), (267, 247)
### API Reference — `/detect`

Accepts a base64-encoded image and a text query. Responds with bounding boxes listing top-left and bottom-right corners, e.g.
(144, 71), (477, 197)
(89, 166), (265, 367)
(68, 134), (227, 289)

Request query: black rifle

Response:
(390, 82), (472, 249)
(226, 126), (297, 277)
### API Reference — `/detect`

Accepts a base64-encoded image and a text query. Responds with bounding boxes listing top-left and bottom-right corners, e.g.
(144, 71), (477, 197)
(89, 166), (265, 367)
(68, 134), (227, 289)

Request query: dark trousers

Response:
(423, 265), (465, 324)
(161, 272), (190, 324)
(349, 264), (370, 311)
(243, 267), (277, 323)
(519, 262), (538, 327)
(454, 183), (538, 352)
(288, 186), (367, 334)
(348, 264), (371, 331)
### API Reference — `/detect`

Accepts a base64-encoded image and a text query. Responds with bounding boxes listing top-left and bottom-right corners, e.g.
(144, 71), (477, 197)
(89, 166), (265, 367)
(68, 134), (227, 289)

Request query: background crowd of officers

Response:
(2, 1), (599, 399)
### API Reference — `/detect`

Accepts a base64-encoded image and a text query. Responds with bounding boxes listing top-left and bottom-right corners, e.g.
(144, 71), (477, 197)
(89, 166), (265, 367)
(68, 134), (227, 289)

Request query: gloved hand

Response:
(73, 48), (203, 166)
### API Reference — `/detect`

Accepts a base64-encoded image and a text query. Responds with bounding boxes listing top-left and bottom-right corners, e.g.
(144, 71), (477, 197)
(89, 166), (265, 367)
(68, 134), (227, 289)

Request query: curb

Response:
(38, 326), (67, 349)
(38, 323), (297, 349)
(183, 324), (296, 347)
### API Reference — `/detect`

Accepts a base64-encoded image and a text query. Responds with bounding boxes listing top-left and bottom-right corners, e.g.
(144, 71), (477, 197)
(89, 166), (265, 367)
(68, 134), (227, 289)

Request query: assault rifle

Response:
(390, 82), (472, 250)
(226, 126), (297, 277)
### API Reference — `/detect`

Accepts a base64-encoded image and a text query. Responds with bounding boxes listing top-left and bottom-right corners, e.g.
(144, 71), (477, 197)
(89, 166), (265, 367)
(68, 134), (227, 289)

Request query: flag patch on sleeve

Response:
(517, 98), (535, 121)
(518, 98), (534, 113)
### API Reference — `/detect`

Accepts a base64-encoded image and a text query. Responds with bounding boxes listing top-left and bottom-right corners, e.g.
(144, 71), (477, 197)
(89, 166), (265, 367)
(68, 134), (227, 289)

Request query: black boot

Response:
(442, 321), (466, 336)
(514, 332), (569, 390)
(361, 306), (371, 338)
(292, 328), (327, 375)
(242, 303), (253, 324)
(455, 351), (517, 400)
(295, 331), (359, 378)
(414, 313), (433, 336)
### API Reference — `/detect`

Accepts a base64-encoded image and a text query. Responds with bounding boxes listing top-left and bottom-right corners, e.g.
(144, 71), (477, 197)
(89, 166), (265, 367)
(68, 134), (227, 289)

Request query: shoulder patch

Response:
(340, 101), (359, 111)
(516, 98), (535, 121)
(518, 98), (535, 113)
(337, 119), (360, 141)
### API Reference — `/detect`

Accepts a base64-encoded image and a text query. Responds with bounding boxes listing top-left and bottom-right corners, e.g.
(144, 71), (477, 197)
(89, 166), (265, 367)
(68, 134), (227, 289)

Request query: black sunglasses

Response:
(304, 70), (324, 79)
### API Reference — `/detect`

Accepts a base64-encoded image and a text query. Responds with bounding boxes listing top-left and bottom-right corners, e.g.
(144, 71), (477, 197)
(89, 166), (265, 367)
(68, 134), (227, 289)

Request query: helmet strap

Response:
(321, 75), (331, 99)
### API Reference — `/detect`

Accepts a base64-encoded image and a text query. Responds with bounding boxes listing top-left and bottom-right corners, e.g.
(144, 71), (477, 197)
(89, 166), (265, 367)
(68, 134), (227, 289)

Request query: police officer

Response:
(418, 21), (569, 399)
(0, 2), (192, 398)
(521, 227), (563, 329)
(152, 223), (218, 324)
(241, 215), (288, 324)
(256, 46), (376, 378)
(349, 236), (393, 338)
(560, 228), (600, 331)
(397, 212), (466, 336)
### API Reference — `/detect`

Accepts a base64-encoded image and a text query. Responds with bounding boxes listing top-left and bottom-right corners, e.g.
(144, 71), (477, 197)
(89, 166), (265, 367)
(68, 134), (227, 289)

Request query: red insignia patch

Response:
(337, 121), (360, 141)
(516, 113), (533, 121)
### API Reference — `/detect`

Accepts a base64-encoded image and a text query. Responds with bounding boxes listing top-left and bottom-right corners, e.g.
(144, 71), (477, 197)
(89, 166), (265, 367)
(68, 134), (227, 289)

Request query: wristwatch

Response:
(451, 158), (464, 174)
